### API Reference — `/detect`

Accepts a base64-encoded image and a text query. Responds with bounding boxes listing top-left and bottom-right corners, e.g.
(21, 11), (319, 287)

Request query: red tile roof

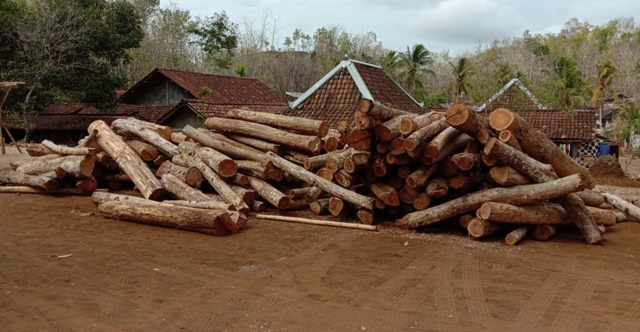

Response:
(279, 60), (424, 128)
(35, 103), (174, 130)
(176, 100), (287, 119)
(121, 68), (287, 107)
(516, 109), (597, 140)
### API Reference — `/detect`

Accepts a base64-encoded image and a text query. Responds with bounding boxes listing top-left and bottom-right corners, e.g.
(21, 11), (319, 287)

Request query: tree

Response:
(587, 59), (619, 127)
(550, 56), (585, 109)
(615, 102), (640, 171)
(188, 11), (238, 70)
(448, 57), (473, 102)
(397, 44), (435, 101)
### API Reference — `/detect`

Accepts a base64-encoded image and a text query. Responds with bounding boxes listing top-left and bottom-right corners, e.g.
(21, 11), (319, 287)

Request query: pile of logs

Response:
(2, 103), (639, 244)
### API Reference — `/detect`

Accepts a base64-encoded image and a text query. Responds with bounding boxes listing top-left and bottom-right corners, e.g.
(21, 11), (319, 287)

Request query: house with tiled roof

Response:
(278, 59), (424, 128)
(478, 77), (546, 115)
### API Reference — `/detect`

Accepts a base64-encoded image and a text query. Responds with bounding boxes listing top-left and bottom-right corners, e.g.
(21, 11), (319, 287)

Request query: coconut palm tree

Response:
(448, 57), (472, 102)
(397, 44), (435, 101)
(588, 59), (619, 127)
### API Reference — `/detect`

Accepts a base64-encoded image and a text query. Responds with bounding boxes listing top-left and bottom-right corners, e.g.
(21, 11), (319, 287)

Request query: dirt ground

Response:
(2, 147), (640, 332)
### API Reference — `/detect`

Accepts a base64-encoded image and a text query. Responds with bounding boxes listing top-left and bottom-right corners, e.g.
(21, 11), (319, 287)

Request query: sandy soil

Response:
(2, 147), (640, 331)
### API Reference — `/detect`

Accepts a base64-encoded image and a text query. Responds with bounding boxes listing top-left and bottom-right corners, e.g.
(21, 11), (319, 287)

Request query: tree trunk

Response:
(285, 187), (314, 199)
(532, 225), (557, 241)
(264, 152), (374, 210)
(309, 198), (330, 215)
(156, 160), (203, 188)
(451, 152), (480, 171)
(226, 133), (283, 154)
(406, 164), (438, 188)
(483, 138), (602, 244)
(328, 197), (346, 216)
(27, 144), (55, 156)
(230, 184), (256, 204)
(316, 167), (334, 181)
(488, 108), (594, 188)
(357, 209), (375, 225)
(602, 193), (640, 219)
(389, 137), (406, 155)
(0, 169), (58, 191)
(467, 218), (506, 238)
(334, 169), (356, 188)
(126, 139), (159, 162)
(98, 200), (235, 236)
(399, 111), (444, 135)
(182, 125), (267, 163)
(88, 120), (167, 201)
(423, 126), (460, 158)
(183, 155), (249, 212)
(204, 117), (321, 154)
(478, 202), (616, 227)
(369, 182), (400, 207)
(445, 103), (492, 143)
(426, 177), (449, 198)
(192, 146), (237, 178)
(403, 118), (449, 151)
(16, 155), (95, 178)
(126, 118), (173, 141)
(325, 148), (354, 172)
(225, 108), (330, 137)
(164, 199), (235, 211)
(42, 139), (95, 156)
(498, 130), (522, 151)
(574, 190), (605, 207)
(251, 200), (269, 212)
(111, 118), (179, 157)
(247, 176), (290, 209)
(396, 173), (586, 229)
(375, 115), (411, 142)
(448, 174), (473, 190)
(91, 192), (167, 206)
(75, 176), (98, 192)
(489, 166), (531, 187)
(170, 132), (189, 145)
(505, 226), (529, 245)
(160, 173), (211, 202)
(346, 129), (373, 151)
(412, 193), (432, 211)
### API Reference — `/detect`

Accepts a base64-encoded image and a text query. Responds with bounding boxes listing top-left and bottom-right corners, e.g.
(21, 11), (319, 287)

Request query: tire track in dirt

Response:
(605, 296), (640, 332)
(511, 273), (568, 330)
(549, 277), (598, 331)
(460, 256), (492, 322)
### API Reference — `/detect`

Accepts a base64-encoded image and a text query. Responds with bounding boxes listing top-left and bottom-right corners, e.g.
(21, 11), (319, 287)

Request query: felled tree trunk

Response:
(16, 155), (95, 178)
(27, 143), (55, 156)
(423, 127), (461, 158)
(477, 202), (616, 227)
(375, 115), (412, 142)
(406, 164), (438, 188)
(369, 182), (400, 207)
(247, 176), (290, 209)
(160, 173), (211, 202)
(42, 139), (95, 156)
(111, 118), (179, 157)
(226, 133), (283, 154)
(346, 129), (373, 151)
(156, 160), (203, 188)
(396, 174), (586, 229)
(602, 193), (640, 219)
(399, 111), (444, 135)
(204, 117), (321, 154)
(98, 200), (235, 236)
(164, 200), (235, 211)
(225, 108), (330, 137)
(182, 125), (267, 163)
(183, 155), (249, 212)
(445, 103), (492, 143)
(505, 226), (529, 246)
(0, 169), (58, 191)
(309, 198), (330, 215)
(126, 139), (159, 162)
(467, 218), (506, 238)
(126, 118), (173, 141)
(89, 120), (167, 201)
(488, 108), (594, 188)
(357, 99), (415, 120)
(489, 166), (531, 187)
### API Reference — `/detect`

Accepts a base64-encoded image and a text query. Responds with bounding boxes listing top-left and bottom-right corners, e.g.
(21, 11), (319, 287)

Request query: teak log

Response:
(16, 155), (95, 178)
(182, 125), (267, 163)
(483, 138), (602, 244)
(602, 193), (640, 220)
(163, 200), (235, 211)
(488, 108), (594, 188)
(160, 173), (211, 202)
(251, 200), (269, 212)
(357, 209), (375, 225)
(316, 167), (334, 181)
(126, 139), (159, 162)
(283, 149), (311, 165)
(256, 213), (379, 231)
(226, 133), (283, 154)
(423, 126), (461, 158)
(42, 139), (94, 156)
(225, 108), (329, 137)
(204, 117), (321, 154)
(334, 169), (356, 187)
(478, 202), (616, 227)
(574, 190), (605, 207)
(406, 164), (438, 188)
(346, 129), (373, 151)
(489, 166), (531, 187)
(425, 134), (473, 165)
(467, 218), (506, 238)
(369, 183), (400, 207)
(183, 155), (249, 212)
(111, 118), (179, 156)
(0, 169), (58, 191)
(328, 197), (346, 216)
(498, 130), (522, 151)
(452, 152), (480, 171)
(357, 99), (415, 120)
(412, 193), (432, 211)
(396, 173), (586, 229)
(445, 103), (491, 143)
(404, 118), (449, 152)
(399, 111), (445, 135)
(170, 132), (188, 144)
(91, 192), (169, 206)
(426, 177), (449, 198)
(533, 225), (557, 241)
(354, 111), (383, 130)
(76, 176), (97, 192)
(27, 144), (55, 156)
(505, 226), (529, 246)
(265, 152), (374, 210)
(390, 137), (406, 155)
(247, 176), (290, 209)
(156, 160), (203, 188)
(126, 118), (173, 141)
(326, 148), (355, 172)
(286, 187), (314, 199)
(89, 120), (167, 201)
(98, 200), (235, 236)
(309, 198), (330, 215)
(375, 115), (412, 142)
(194, 146), (237, 178)
(230, 184), (256, 204)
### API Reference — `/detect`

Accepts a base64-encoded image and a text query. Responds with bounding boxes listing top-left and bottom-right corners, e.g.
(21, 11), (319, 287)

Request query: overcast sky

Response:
(163, 0), (639, 55)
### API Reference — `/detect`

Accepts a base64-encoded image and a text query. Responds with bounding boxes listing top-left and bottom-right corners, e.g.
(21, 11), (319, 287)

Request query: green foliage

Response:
(549, 56), (585, 109)
(423, 92), (448, 107)
(397, 44), (435, 101)
(188, 11), (238, 69)
(236, 65), (246, 77)
(448, 57), (473, 102)
(587, 59), (618, 108)
(198, 85), (212, 97)
(617, 102), (640, 142)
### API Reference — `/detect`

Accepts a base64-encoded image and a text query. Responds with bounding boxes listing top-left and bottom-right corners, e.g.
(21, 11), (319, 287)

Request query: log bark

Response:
(357, 99), (415, 120)
(574, 190), (605, 207)
(488, 108), (594, 188)
(163, 200), (235, 211)
(111, 118), (179, 157)
(193, 146), (237, 178)
(334, 169), (355, 187)
(467, 218), (506, 238)
(89, 120), (167, 201)
(396, 173), (586, 229)
(27, 143), (55, 156)
(489, 166), (531, 187)
(170, 132), (188, 145)
(126, 139), (159, 162)
(42, 139), (94, 156)
(98, 200), (234, 236)
(285, 187), (314, 199)
(225, 108), (329, 137)
(483, 138), (602, 244)
(369, 182), (400, 207)
(226, 133), (283, 154)
(16, 155), (95, 178)
(498, 130), (522, 151)
(423, 126), (460, 158)
(505, 226), (529, 245)
(533, 225), (557, 241)
(182, 125), (267, 163)
(256, 213), (379, 231)
(325, 148), (354, 172)
(309, 198), (330, 215)
(252, 200), (269, 212)
(264, 152), (374, 210)
(91, 192), (167, 206)
(204, 117), (321, 154)
(75, 176), (98, 192)
(403, 118), (449, 152)
(451, 152), (480, 171)
(183, 155), (249, 212)
(602, 193), (640, 220)
(399, 111), (445, 135)
(126, 118), (173, 141)
(156, 161), (203, 188)
(445, 103), (492, 143)
(374, 115), (408, 143)
(230, 185), (256, 204)
(406, 164), (438, 188)
(247, 176), (290, 209)
(425, 134), (473, 165)
(346, 129), (373, 151)
(160, 173), (211, 202)
(478, 202), (616, 227)
(0, 169), (58, 191)
(426, 177), (449, 198)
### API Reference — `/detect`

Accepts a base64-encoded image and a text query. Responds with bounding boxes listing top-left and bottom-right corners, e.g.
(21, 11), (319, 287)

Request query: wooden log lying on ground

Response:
(126, 118), (173, 141)
(156, 160), (203, 188)
(0, 170), (58, 191)
(505, 227), (529, 245)
(226, 133), (283, 154)
(265, 152), (374, 210)
(467, 218), (507, 238)
(247, 176), (290, 209)
(477, 202), (617, 227)
(91, 192), (170, 206)
(183, 155), (249, 212)
(396, 173), (586, 229)
(98, 200), (236, 236)
(357, 99), (415, 120)
(205, 117), (322, 154)
(161, 173), (211, 202)
(42, 139), (94, 156)
(602, 193), (640, 220)
(112, 118), (179, 156)
(27, 143), (55, 156)
(16, 155), (95, 178)
(0, 186), (89, 195)
(256, 213), (379, 231)
(182, 125), (267, 163)
(488, 108), (594, 188)
(126, 139), (159, 162)
(225, 108), (330, 137)
(89, 120), (167, 201)
(489, 166), (531, 186)
(403, 118), (449, 152)
(445, 103), (492, 143)
(164, 200), (235, 211)
(309, 198), (330, 215)
(533, 225), (557, 241)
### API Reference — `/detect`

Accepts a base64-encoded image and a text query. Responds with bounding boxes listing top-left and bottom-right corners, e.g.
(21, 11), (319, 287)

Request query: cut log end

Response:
(488, 108), (515, 131)
(148, 188), (170, 202)
(445, 103), (471, 126)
